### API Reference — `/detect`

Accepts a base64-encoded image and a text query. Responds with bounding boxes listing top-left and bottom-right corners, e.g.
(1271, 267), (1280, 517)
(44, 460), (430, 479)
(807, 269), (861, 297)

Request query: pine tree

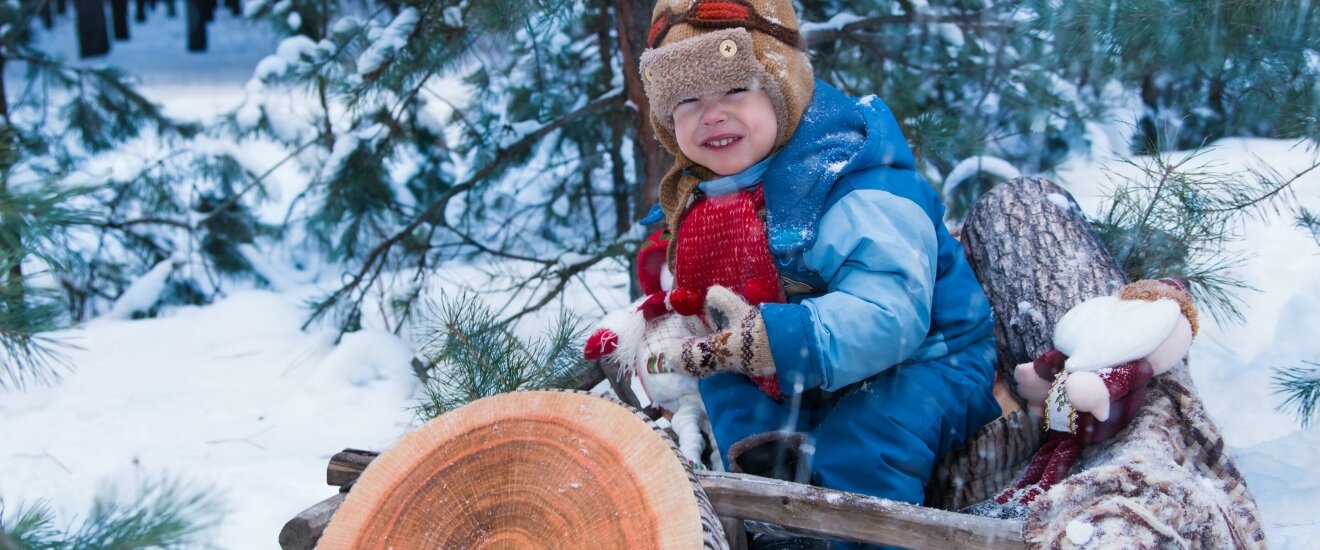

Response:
(1090, 138), (1319, 325)
(1, 1), (270, 386)
(232, 0), (651, 339)
(1031, 0), (1320, 153)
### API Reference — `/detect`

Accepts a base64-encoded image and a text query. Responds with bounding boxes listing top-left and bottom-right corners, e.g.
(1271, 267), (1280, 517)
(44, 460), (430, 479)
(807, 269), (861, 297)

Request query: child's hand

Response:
(668, 286), (777, 380)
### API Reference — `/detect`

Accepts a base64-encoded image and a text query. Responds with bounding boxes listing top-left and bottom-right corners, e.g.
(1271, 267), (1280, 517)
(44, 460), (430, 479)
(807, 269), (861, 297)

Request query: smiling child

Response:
(636, 2), (1002, 548)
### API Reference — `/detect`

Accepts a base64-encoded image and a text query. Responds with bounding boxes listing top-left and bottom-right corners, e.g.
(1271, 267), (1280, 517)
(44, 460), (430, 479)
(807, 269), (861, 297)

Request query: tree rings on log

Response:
(318, 390), (727, 549)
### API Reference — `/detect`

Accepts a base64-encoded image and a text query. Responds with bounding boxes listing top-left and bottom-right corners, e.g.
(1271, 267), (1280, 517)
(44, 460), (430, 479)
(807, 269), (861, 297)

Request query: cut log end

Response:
(317, 390), (725, 549)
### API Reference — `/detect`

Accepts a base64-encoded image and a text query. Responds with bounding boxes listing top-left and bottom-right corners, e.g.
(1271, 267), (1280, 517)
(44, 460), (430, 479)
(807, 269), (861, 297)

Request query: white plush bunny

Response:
(584, 229), (717, 467)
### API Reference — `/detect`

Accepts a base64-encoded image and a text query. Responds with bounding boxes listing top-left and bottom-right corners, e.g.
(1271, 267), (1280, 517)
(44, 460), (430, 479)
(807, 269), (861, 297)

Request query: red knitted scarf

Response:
(673, 186), (784, 308)
(673, 186), (783, 398)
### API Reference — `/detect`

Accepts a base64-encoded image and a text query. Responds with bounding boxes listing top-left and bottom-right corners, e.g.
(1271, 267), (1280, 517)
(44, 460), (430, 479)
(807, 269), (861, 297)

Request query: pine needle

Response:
(1273, 362), (1320, 428)
(411, 292), (587, 421)
(0, 477), (221, 550)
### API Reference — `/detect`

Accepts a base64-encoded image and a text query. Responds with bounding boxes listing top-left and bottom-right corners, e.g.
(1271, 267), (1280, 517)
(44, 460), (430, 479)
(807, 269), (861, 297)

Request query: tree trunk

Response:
(925, 177), (1123, 511)
(75, 0), (111, 58)
(223, 0), (238, 16)
(40, 0), (55, 28)
(614, 0), (673, 221)
(0, 55), (19, 305)
(185, 0), (205, 51)
(135, 0), (146, 22)
(0, 55), (8, 122)
(110, 0), (130, 40)
(163, 0), (174, 17)
(200, 0), (213, 22)
(57, 0), (68, 15)
(961, 177), (1126, 389)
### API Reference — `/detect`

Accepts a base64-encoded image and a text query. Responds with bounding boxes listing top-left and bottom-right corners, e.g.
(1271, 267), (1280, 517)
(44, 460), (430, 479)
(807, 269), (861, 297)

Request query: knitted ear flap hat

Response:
(638, 0), (815, 231)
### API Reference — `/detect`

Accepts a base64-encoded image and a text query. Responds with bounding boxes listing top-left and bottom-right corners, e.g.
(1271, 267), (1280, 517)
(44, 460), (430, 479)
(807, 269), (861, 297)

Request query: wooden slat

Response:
(697, 471), (1025, 550)
(327, 449), (378, 488)
(309, 450), (1023, 549)
(279, 492), (345, 550)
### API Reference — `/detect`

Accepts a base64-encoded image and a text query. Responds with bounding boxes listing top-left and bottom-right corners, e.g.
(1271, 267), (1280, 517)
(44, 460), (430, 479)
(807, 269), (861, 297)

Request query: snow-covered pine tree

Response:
(1, 1), (270, 387)
(234, 0), (653, 339)
(794, 1), (1319, 222)
(1090, 141), (1319, 325)
(1033, 0), (1320, 153)
(797, 0), (1088, 220)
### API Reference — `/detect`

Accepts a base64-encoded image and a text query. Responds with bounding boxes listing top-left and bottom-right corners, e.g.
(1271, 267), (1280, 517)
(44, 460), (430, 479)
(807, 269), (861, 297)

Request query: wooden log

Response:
(928, 177), (1122, 510)
(327, 448), (377, 488)
(278, 492), (345, 550)
(961, 177), (1127, 385)
(700, 472), (1024, 550)
(315, 390), (727, 549)
(953, 178), (1265, 546)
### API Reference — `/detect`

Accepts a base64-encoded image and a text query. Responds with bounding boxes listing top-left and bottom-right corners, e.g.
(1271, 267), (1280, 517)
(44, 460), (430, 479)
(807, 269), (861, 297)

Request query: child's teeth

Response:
(709, 138), (734, 147)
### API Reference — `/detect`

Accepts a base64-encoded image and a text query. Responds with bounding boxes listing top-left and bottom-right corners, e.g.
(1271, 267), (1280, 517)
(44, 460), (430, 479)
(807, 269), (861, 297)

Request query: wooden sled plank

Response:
(285, 449), (1026, 550)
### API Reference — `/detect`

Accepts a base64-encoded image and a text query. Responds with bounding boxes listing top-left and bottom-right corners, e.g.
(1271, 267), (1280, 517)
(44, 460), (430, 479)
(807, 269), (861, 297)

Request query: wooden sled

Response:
(280, 178), (1265, 549)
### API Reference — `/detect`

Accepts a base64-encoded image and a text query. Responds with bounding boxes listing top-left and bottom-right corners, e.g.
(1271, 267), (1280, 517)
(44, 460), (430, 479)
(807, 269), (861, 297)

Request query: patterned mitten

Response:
(671, 286), (780, 400)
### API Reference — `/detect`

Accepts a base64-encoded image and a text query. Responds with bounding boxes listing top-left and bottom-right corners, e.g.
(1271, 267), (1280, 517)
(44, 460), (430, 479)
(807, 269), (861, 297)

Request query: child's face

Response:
(672, 87), (778, 176)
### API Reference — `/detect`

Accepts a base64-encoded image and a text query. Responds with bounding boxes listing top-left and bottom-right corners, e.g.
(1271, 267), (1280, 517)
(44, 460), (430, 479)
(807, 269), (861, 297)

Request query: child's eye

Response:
(677, 97), (698, 106)
(727, 88), (748, 95)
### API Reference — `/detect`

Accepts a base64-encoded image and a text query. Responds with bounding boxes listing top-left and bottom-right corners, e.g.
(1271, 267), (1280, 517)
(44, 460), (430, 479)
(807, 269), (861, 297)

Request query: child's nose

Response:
(700, 104), (727, 126)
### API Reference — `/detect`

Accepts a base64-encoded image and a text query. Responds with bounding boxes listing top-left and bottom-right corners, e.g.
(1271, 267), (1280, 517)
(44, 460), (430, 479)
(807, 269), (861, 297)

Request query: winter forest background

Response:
(1, 0), (1319, 548)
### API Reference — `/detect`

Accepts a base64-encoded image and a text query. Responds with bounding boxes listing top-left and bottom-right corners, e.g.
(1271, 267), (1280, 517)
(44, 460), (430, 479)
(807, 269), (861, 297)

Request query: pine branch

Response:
(0, 477), (220, 549)
(804, 12), (1015, 45)
(1298, 209), (1320, 245)
(1092, 144), (1272, 325)
(1273, 362), (1320, 428)
(411, 292), (587, 420)
(303, 91), (626, 333)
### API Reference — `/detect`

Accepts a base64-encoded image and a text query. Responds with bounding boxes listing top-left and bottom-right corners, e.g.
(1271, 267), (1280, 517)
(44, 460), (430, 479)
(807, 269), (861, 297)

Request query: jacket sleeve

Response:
(760, 187), (937, 394)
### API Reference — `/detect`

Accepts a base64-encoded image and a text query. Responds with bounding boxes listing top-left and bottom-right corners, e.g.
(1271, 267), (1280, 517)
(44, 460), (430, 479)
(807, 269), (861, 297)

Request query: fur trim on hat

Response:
(640, 29), (790, 143)
(641, 0), (815, 247)
(1118, 279), (1199, 336)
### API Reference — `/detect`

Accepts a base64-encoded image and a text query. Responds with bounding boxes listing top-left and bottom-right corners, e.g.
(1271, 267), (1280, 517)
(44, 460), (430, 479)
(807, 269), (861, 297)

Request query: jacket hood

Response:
(762, 79), (919, 255)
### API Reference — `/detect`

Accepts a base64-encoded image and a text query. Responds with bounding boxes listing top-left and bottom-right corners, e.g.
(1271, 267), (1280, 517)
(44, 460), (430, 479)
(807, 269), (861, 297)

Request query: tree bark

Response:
(961, 177), (1126, 390)
(75, 0), (111, 58)
(40, 0), (55, 28)
(185, 0), (205, 51)
(110, 0), (130, 40)
(614, 0), (673, 221)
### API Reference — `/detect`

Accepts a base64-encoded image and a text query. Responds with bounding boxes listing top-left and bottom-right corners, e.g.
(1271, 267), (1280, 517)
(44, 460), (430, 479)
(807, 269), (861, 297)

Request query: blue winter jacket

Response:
(753, 80), (996, 395)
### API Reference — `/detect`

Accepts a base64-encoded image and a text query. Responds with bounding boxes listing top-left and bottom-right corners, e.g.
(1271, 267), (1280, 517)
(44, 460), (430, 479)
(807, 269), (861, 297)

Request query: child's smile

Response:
(673, 86), (778, 176)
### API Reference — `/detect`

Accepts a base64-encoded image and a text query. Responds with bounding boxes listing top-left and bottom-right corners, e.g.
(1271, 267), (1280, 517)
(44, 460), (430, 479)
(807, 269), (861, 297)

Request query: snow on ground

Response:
(4, 10), (1320, 550)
